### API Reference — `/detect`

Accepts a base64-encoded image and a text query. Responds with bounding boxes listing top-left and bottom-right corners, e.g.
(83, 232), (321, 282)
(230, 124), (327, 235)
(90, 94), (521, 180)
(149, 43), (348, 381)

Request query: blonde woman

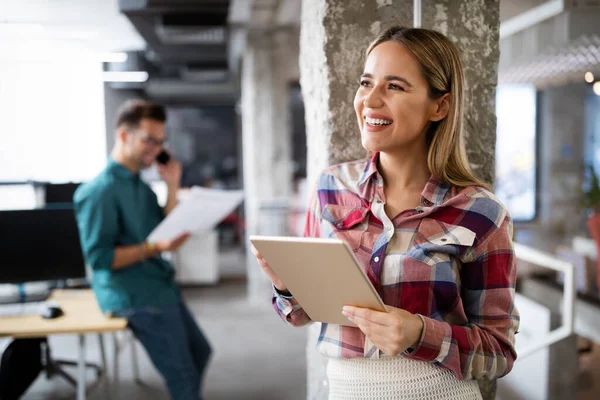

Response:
(253, 26), (519, 399)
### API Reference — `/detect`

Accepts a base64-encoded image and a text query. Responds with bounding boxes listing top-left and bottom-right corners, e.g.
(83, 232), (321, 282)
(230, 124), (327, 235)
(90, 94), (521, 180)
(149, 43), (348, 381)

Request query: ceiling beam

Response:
(500, 0), (564, 39)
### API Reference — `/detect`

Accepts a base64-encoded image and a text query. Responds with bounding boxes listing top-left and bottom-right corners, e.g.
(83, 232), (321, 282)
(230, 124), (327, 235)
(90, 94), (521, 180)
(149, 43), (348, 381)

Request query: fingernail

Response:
(342, 306), (350, 313)
(341, 310), (348, 316)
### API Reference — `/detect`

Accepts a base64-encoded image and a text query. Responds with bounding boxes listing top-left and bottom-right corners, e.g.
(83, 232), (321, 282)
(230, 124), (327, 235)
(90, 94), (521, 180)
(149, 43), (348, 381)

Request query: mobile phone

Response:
(156, 150), (171, 165)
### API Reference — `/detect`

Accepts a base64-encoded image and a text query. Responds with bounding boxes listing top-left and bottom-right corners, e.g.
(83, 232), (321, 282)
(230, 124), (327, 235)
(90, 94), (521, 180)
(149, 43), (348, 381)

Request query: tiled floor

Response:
(578, 341), (600, 400)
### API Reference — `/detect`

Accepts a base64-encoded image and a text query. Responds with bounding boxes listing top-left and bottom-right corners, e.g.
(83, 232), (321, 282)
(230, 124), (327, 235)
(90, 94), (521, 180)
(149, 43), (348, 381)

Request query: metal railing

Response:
(513, 243), (575, 360)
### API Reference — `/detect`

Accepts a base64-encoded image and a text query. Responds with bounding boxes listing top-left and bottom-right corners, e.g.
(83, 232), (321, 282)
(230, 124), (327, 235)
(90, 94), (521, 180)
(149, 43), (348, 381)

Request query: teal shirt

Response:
(73, 159), (179, 313)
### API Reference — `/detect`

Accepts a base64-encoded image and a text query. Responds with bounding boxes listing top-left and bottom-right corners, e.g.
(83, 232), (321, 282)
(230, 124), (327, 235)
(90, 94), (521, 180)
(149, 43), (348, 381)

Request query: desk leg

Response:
(98, 334), (107, 375)
(131, 335), (140, 383)
(113, 333), (120, 383)
(78, 334), (86, 400)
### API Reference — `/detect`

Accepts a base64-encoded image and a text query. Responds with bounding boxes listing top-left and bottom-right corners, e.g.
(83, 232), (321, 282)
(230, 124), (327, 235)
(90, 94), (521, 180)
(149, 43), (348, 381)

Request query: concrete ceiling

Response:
(119, 0), (231, 68)
(0, 0), (537, 53)
(500, 0), (547, 22)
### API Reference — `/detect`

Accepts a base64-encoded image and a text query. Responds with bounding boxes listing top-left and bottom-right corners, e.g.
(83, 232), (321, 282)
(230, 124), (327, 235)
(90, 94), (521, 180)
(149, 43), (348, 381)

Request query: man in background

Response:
(74, 100), (211, 400)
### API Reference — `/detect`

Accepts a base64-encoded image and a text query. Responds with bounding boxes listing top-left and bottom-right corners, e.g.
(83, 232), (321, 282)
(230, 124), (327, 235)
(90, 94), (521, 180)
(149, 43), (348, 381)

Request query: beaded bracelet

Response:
(146, 241), (155, 257)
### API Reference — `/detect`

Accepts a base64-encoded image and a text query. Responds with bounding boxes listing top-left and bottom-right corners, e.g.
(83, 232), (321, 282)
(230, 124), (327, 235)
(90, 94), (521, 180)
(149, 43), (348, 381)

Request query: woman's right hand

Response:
(250, 244), (288, 292)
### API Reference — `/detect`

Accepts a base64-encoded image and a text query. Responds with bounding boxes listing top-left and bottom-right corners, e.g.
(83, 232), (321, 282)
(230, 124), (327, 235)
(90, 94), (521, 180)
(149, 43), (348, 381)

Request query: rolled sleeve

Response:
(272, 288), (311, 326)
(74, 187), (118, 271)
(404, 314), (461, 364)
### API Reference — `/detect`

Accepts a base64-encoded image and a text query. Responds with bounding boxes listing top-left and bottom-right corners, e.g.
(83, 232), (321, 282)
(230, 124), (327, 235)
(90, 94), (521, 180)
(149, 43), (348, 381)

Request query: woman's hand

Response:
(342, 305), (424, 357)
(250, 244), (287, 292)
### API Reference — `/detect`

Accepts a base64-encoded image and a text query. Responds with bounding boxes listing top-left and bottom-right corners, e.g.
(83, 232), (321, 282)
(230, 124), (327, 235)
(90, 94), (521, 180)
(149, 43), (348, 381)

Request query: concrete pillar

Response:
(300, 0), (500, 398)
(242, 31), (294, 303)
(539, 83), (587, 237)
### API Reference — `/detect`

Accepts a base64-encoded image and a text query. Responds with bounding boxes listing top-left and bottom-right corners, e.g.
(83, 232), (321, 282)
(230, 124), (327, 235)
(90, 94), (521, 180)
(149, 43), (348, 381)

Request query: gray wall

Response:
(165, 106), (239, 188)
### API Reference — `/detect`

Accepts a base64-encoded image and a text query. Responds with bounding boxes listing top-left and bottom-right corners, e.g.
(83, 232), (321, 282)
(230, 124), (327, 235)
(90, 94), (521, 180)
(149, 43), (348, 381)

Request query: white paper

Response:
(147, 186), (244, 242)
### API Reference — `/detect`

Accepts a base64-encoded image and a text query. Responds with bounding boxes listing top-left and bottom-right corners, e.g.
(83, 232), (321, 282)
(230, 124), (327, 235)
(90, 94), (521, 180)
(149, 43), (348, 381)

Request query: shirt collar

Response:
(357, 152), (451, 206)
(358, 152), (381, 188)
(107, 158), (138, 180)
(420, 176), (451, 206)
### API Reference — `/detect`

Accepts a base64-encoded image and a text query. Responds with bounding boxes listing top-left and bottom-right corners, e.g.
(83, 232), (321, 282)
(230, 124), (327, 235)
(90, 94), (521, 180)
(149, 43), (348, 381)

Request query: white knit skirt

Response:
(327, 356), (482, 400)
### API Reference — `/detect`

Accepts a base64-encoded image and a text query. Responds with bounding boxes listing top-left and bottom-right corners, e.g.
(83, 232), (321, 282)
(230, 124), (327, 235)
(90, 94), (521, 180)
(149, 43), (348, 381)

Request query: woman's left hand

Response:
(342, 305), (424, 357)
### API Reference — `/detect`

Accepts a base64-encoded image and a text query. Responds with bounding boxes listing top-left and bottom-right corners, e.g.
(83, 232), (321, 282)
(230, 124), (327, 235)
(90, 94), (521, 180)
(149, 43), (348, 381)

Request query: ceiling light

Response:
(585, 71), (595, 83)
(594, 82), (600, 96)
(102, 71), (149, 83)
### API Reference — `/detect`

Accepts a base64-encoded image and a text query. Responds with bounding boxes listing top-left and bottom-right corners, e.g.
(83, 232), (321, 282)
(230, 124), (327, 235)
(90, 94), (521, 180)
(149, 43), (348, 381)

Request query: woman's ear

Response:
(429, 94), (450, 122)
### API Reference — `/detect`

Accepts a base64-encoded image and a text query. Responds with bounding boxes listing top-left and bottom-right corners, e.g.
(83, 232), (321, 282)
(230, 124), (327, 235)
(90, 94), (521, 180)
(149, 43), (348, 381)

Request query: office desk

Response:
(0, 289), (127, 400)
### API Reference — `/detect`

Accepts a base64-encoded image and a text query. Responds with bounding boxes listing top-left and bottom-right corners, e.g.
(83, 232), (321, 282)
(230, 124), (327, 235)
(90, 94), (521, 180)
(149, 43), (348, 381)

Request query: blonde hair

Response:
(367, 26), (488, 190)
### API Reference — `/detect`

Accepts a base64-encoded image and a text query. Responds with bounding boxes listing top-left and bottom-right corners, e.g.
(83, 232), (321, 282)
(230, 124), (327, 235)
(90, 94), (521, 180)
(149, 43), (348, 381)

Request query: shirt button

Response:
(374, 256), (380, 262)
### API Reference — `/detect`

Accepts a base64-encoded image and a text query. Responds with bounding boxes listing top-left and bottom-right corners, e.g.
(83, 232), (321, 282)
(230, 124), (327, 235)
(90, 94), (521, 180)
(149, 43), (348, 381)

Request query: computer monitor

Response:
(0, 208), (86, 284)
(44, 183), (80, 204)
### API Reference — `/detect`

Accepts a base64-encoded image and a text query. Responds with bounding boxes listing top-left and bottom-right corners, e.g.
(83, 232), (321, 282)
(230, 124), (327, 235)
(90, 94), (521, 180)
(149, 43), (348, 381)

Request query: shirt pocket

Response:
(321, 204), (369, 251)
(408, 218), (476, 264)
(420, 218), (475, 245)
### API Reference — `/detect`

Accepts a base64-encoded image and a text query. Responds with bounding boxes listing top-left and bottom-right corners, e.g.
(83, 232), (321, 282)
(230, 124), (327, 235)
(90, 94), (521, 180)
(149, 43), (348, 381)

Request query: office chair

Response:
(41, 334), (107, 392)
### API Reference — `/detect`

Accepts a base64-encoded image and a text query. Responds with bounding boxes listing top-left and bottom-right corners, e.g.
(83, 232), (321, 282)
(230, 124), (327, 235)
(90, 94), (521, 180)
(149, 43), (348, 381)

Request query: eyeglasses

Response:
(128, 130), (166, 147)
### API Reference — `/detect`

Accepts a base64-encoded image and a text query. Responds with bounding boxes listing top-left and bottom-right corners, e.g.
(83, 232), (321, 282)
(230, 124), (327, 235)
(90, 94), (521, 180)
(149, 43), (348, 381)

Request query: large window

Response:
(495, 84), (537, 221)
(0, 33), (106, 183)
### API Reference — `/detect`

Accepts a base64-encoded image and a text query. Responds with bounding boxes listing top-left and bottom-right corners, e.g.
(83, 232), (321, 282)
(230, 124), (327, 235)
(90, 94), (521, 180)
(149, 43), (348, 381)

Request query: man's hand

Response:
(155, 232), (191, 253)
(157, 156), (182, 188)
(342, 305), (424, 357)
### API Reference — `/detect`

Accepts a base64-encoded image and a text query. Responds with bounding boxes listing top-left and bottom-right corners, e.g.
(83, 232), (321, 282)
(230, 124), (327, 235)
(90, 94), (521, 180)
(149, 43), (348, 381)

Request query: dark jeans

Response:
(115, 302), (212, 400)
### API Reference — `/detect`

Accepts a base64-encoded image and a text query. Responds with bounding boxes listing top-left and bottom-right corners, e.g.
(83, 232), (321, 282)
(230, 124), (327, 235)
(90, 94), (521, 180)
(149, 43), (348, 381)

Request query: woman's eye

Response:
(359, 80), (371, 88)
(388, 83), (404, 91)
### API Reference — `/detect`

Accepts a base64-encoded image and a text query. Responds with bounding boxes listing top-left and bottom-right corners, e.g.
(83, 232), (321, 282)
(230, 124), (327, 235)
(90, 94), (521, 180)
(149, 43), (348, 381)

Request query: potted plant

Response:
(582, 164), (600, 292)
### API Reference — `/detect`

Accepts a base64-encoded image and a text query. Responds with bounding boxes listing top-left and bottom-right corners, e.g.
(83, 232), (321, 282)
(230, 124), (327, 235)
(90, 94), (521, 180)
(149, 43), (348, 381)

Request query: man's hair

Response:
(115, 100), (167, 129)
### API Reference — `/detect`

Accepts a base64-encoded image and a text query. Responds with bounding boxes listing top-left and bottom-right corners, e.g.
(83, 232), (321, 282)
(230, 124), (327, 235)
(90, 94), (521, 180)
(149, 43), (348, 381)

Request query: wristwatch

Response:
(273, 285), (293, 298)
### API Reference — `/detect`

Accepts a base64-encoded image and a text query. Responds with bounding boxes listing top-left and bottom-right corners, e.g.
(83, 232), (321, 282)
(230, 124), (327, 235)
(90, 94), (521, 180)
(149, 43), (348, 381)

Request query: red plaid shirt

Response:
(272, 153), (519, 380)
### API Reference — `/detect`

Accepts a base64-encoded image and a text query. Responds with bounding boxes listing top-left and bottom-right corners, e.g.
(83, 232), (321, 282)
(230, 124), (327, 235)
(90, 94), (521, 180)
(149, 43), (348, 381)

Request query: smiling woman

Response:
(254, 26), (520, 400)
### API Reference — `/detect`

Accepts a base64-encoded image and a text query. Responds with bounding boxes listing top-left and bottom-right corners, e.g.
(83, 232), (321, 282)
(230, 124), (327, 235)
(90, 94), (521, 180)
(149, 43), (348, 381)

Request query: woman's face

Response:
(354, 41), (443, 155)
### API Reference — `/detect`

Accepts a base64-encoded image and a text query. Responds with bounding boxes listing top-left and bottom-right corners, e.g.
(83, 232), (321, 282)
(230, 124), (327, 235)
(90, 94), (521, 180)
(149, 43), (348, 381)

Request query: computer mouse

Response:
(42, 305), (64, 319)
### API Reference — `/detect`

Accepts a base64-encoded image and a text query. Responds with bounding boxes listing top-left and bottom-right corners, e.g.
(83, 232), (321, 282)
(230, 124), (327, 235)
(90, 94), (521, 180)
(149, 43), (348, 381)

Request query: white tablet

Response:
(249, 235), (388, 326)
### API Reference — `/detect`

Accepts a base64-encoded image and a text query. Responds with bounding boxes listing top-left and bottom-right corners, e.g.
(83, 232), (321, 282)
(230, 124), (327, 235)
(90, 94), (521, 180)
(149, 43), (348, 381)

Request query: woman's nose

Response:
(363, 87), (384, 108)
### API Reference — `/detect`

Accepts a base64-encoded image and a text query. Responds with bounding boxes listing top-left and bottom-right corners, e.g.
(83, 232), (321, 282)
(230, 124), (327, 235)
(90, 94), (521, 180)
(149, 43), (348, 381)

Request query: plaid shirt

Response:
(273, 153), (519, 381)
